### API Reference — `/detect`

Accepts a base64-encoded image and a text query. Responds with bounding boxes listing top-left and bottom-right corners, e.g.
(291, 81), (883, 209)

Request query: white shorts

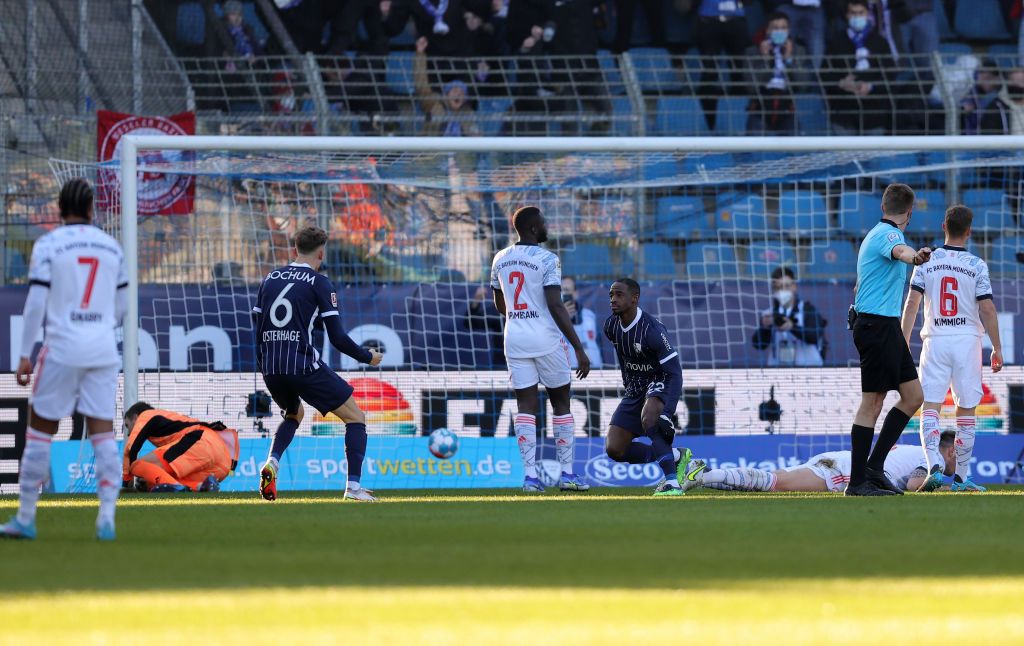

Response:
(920, 336), (983, 409)
(506, 342), (572, 391)
(30, 348), (119, 421)
(788, 451), (851, 492)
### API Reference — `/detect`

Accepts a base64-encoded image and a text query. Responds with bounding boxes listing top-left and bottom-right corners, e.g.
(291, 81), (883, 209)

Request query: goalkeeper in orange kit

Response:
(121, 402), (239, 493)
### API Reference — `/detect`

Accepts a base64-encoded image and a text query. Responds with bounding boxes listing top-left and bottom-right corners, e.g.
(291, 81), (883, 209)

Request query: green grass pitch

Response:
(2, 488), (1023, 644)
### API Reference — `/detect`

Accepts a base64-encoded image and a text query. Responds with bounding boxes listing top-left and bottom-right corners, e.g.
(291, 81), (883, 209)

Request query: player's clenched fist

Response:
(368, 349), (384, 366)
(914, 246), (932, 265)
(15, 357), (32, 386)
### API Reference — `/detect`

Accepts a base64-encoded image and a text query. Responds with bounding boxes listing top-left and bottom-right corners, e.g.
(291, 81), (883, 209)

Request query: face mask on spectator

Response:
(769, 30), (788, 46)
(774, 289), (794, 307)
(848, 16), (868, 32)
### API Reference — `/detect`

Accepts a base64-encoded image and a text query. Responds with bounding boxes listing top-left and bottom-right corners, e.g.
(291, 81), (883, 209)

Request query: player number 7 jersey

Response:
(910, 246), (992, 338)
(490, 243), (563, 359)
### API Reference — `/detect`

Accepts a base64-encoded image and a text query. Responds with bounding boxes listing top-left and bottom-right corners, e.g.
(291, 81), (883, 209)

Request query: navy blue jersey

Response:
(604, 308), (682, 400)
(253, 262), (339, 375)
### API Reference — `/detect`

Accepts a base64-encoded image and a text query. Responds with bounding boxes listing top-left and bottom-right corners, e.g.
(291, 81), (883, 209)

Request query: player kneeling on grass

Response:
(602, 279), (691, 497)
(121, 402), (239, 493)
(682, 433), (956, 493)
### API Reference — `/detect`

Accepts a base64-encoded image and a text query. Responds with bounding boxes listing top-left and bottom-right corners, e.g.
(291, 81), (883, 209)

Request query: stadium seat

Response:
(655, 196), (708, 239)
(987, 236), (1023, 275)
(869, 152), (921, 181)
(478, 98), (512, 136)
(714, 96), (749, 136)
(716, 193), (766, 233)
(631, 47), (683, 93)
(610, 96), (640, 136)
(938, 42), (972, 64)
(640, 243), (678, 280)
(794, 94), (829, 135)
(912, 189), (946, 223)
(176, 2), (206, 46)
(385, 52), (415, 96)
(919, 150), (950, 186)
(562, 242), (613, 278)
(654, 97), (708, 135)
(987, 43), (1020, 69)
(839, 192), (882, 236)
(597, 49), (625, 95)
(777, 190), (829, 234)
(804, 240), (858, 279)
(744, 242), (798, 277)
(963, 189), (1011, 231)
(935, 0), (955, 40)
(954, 0), (1011, 40)
(685, 242), (738, 278)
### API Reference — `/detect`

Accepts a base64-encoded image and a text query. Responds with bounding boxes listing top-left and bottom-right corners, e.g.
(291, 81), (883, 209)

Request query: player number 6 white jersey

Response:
(910, 246), (991, 339)
(490, 243), (563, 359)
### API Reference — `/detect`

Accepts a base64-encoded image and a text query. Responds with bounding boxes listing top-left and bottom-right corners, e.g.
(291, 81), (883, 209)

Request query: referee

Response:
(847, 183), (932, 496)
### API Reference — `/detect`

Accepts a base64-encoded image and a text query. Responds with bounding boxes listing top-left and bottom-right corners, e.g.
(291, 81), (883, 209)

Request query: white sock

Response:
(920, 409), (943, 471)
(515, 413), (538, 479)
(266, 456), (280, 471)
(16, 428), (52, 526)
(91, 432), (120, 527)
(672, 448), (681, 463)
(552, 413), (574, 475)
(955, 416), (976, 481)
(346, 480), (361, 491)
(702, 467), (776, 492)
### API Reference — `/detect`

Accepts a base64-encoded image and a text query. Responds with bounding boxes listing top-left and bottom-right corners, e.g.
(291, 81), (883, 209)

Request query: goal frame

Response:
(118, 133), (1023, 406)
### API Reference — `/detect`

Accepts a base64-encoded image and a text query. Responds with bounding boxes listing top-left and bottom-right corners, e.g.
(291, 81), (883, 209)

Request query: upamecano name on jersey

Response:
(507, 310), (540, 320)
(922, 263), (978, 278)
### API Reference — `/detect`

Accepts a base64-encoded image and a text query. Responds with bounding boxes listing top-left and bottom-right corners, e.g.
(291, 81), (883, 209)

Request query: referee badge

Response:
(887, 232), (899, 243)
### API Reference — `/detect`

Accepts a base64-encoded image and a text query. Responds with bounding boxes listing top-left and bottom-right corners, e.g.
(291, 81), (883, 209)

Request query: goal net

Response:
(47, 136), (1024, 492)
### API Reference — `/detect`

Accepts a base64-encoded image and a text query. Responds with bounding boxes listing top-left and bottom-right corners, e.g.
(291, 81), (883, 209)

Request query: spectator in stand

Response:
(823, 0), (895, 135)
(865, 0), (900, 59)
(220, 1), (263, 59)
(274, 0), (386, 55)
(414, 36), (482, 136)
(752, 266), (826, 367)
(464, 5), (509, 95)
(980, 68), (1024, 135)
(694, 0), (752, 131)
(612, 0), (665, 53)
(890, 0), (937, 64)
(927, 56), (1001, 134)
(381, 0), (493, 57)
(464, 285), (506, 368)
(561, 276), (603, 369)
(779, 0), (825, 70)
(744, 12), (810, 135)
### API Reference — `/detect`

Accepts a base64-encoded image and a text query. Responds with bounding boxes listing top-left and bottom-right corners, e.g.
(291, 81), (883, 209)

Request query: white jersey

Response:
(910, 245), (992, 339)
(490, 243), (563, 359)
(28, 224), (126, 367)
(800, 445), (927, 491)
(565, 306), (603, 369)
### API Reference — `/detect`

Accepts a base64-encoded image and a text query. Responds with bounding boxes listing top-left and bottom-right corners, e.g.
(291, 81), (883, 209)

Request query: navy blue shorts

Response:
(262, 365), (354, 417)
(610, 389), (680, 437)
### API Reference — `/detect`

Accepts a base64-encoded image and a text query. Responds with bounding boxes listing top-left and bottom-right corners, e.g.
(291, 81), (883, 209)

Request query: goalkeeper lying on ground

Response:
(121, 402), (239, 493)
(681, 431), (956, 494)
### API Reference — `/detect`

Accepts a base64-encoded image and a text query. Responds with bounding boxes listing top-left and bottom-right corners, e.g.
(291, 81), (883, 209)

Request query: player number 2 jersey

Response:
(28, 224), (126, 367)
(910, 246), (992, 338)
(490, 243), (563, 358)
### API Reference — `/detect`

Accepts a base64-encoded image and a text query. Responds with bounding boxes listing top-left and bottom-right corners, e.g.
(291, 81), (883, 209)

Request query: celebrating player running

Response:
(900, 205), (1003, 492)
(490, 206), (591, 493)
(602, 278), (690, 497)
(253, 226), (383, 502)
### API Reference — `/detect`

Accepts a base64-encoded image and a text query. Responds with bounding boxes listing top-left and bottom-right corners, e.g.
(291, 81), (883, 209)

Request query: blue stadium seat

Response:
(805, 240), (858, 279)
(631, 47), (683, 93)
(241, 2), (269, 45)
(987, 236), (1023, 275)
(716, 193), (766, 233)
(478, 98), (512, 136)
(745, 242), (798, 277)
(794, 94), (829, 135)
(840, 192), (882, 236)
(176, 2), (206, 46)
(963, 189), (1010, 231)
(920, 151), (950, 186)
(685, 243), (738, 278)
(935, 0), (955, 40)
(870, 153), (921, 179)
(655, 196), (708, 239)
(597, 49), (625, 95)
(610, 96), (640, 136)
(912, 189), (946, 223)
(386, 52), (415, 96)
(778, 190), (828, 234)
(938, 42), (972, 64)
(954, 0), (1010, 40)
(562, 243), (613, 278)
(654, 97), (708, 135)
(641, 243), (678, 279)
(714, 96), (749, 136)
(987, 43), (1020, 69)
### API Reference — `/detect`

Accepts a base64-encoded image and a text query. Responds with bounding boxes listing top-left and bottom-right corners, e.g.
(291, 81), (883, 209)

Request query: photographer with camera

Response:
(752, 266), (825, 367)
(561, 276), (603, 370)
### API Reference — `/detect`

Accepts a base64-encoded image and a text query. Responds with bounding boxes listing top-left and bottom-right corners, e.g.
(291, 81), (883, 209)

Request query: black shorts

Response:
(262, 365), (354, 417)
(853, 314), (918, 393)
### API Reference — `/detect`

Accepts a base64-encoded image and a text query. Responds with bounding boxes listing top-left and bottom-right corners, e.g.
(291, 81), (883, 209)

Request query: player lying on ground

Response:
(602, 278), (691, 497)
(2, 179), (125, 541)
(490, 206), (591, 492)
(252, 226), (383, 502)
(901, 204), (1002, 493)
(681, 433), (956, 493)
(120, 402), (239, 493)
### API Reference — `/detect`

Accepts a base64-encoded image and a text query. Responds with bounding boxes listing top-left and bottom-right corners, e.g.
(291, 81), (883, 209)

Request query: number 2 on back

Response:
(77, 256), (99, 308)
(509, 271), (528, 311)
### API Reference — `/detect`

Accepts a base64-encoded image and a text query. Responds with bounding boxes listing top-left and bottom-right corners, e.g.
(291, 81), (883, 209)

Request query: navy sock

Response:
(345, 422), (367, 483)
(849, 424), (874, 487)
(645, 427), (677, 479)
(623, 442), (656, 464)
(867, 408), (911, 471)
(270, 418), (299, 462)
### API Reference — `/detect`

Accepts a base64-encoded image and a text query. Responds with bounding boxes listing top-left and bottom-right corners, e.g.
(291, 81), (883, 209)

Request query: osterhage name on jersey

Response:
(254, 263), (339, 375)
(910, 247), (992, 338)
(604, 309), (682, 406)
